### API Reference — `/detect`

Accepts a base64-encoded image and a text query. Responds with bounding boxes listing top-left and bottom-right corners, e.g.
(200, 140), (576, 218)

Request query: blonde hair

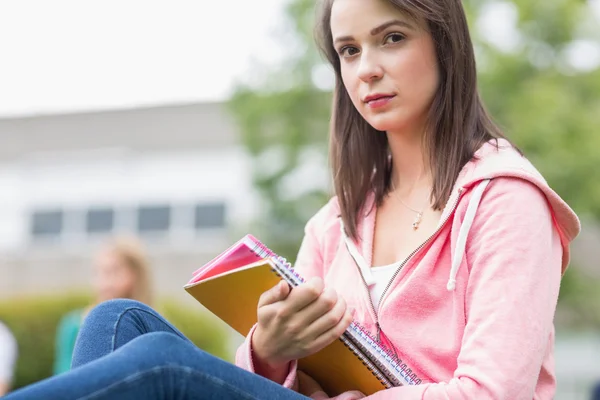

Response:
(102, 235), (154, 306)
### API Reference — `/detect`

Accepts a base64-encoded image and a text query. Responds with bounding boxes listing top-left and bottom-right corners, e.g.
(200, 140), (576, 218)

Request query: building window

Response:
(31, 210), (64, 238)
(86, 208), (115, 234)
(138, 205), (171, 233)
(195, 203), (226, 229)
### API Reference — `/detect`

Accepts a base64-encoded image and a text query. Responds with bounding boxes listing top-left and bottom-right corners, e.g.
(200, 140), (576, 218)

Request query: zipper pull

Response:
(376, 322), (382, 343)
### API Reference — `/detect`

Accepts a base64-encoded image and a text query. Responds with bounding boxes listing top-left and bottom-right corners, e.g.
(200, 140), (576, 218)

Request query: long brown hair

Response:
(315, 0), (512, 240)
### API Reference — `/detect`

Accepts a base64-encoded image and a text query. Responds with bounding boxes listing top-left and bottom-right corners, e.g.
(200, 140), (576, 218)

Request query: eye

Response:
(339, 46), (360, 58)
(384, 33), (405, 45)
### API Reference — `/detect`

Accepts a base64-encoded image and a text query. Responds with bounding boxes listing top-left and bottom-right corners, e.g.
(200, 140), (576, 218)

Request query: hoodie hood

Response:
(450, 138), (581, 274)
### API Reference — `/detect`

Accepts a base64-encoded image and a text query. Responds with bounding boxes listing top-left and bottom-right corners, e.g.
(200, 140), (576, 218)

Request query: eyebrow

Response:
(334, 19), (415, 45)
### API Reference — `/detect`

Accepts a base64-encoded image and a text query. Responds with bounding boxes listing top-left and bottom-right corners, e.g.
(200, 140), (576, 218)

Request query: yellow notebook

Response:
(184, 234), (417, 396)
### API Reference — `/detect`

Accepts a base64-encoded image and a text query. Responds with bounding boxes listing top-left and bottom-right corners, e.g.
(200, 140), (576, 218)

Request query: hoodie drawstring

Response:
(340, 221), (376, 286)
(340, 179), (491, 292)
(446, 179), (490, 291)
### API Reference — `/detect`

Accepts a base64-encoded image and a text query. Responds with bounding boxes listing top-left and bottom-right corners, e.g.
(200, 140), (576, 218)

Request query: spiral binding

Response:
(337, 333), (393, 389)
(243, 235), (422, 387)
(245, 236), (304, 286)
(345, 324), (421, 386)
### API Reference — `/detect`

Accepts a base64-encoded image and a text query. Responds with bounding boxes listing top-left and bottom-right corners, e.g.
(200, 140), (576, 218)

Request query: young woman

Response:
(4, 0), (580, 399)
(53, 236), (154, 374)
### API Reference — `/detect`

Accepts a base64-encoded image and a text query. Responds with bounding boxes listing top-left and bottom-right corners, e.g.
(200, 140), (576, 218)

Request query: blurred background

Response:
(0, 0), (598, 398)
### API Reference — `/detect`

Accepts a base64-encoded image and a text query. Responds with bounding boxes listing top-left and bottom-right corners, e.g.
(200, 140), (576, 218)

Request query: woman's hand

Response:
(298, 371), (366, 400)
(297, 370), (328, 399)
(252, 277), (353, 372)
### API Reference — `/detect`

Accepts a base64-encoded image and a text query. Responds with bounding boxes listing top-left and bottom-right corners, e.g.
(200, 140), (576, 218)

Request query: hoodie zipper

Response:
(355, 188), (464, 340)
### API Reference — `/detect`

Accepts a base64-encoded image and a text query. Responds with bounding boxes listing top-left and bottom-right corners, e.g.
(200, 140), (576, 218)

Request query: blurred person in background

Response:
(0, 320), (17, 396)
(53, 236), (154, 375)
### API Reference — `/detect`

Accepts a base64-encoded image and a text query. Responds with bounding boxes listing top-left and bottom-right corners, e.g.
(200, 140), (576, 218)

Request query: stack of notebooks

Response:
(184, 234), (420, 396)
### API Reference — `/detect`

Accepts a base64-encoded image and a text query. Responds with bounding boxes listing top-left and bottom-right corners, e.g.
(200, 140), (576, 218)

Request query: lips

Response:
(364, 94), (395, 103)
(364, 93), (396, 109)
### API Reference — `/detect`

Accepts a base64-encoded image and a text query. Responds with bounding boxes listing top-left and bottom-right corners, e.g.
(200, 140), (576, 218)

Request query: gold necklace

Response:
(390, 182), (429, 230)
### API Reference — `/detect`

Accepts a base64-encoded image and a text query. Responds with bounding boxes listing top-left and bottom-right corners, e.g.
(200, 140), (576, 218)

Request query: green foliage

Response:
(227, 0), (334, 259)
(0, 293), (231, 390)
(0, 293), (90, 389)
(557, 266), (600, 329)
(468, 0), (600, 218)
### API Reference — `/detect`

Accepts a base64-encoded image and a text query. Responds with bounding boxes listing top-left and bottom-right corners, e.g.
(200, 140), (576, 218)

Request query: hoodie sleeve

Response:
(234, 324), (300, 390)
(328, 177), (563, 400)
(234, 202), (329, 389)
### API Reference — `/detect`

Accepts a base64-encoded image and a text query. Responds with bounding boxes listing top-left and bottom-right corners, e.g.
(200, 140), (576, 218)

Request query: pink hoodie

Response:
(235, 139), (581, 400)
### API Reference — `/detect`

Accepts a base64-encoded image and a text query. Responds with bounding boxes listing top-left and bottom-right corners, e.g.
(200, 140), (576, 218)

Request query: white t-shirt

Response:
(368, 263), (398, 309)
(0, 321), (17, 384)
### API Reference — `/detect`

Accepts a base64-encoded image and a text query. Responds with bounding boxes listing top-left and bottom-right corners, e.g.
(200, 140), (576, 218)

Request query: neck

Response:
(387, 130), (431, 196)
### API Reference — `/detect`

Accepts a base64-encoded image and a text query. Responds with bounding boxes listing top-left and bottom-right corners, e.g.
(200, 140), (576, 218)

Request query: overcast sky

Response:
(0, 0), (287, 117)
(0, 0), (599, 118)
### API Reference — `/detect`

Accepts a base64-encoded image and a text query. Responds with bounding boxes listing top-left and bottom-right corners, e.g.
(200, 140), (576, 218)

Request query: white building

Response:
(0, 102), (259, 300)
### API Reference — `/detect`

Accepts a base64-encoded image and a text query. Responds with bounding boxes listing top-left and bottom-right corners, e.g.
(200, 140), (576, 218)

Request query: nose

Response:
(357, 50), (383, 83)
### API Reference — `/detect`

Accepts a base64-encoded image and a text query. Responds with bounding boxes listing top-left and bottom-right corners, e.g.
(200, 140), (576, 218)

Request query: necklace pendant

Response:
(412, 212), (423, 230)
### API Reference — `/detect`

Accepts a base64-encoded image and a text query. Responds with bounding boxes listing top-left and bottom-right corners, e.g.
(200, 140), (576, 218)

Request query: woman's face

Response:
(330, 0), (439, 135)
(93, 249), (136, 302)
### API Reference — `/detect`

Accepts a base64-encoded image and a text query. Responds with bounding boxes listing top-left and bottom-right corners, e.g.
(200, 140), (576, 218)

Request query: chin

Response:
(362, 112), (407, 133)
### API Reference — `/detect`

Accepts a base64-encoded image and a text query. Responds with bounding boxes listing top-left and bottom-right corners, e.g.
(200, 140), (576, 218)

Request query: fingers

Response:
(303, 294), (348, 339)
(308, 306), (354, 353)
(309, 391), (329, 400)
(282, 277), (325, 314)
(297, 370), (325, 397)
(258, 280), (291, 308)
(293, 286), (340, 328)
(345, 391), (367, 399)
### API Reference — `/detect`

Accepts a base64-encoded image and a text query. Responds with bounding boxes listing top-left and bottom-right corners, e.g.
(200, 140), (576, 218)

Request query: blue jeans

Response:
(592, 381), (600, 400)
(5, 299), (308, 400)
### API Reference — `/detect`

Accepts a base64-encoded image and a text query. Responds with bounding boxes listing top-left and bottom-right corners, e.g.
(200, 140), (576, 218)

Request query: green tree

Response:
(228, 0), (600, 262)
(228, 0), (332, 258)
(464, 0), (600, 217)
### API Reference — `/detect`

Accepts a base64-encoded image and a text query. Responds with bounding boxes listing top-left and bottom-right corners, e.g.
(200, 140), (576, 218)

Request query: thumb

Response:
(258, 280), (290, 307)
(348, 391), (366, 399)
(337, 391), (366, 400)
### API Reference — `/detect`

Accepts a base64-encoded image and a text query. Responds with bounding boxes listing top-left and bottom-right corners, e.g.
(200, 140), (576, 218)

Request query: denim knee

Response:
(127, 332), (205, 369)
(87, 299), (150, 320)
(73, 299), (169, 369)
(83, 299), (152, 329)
